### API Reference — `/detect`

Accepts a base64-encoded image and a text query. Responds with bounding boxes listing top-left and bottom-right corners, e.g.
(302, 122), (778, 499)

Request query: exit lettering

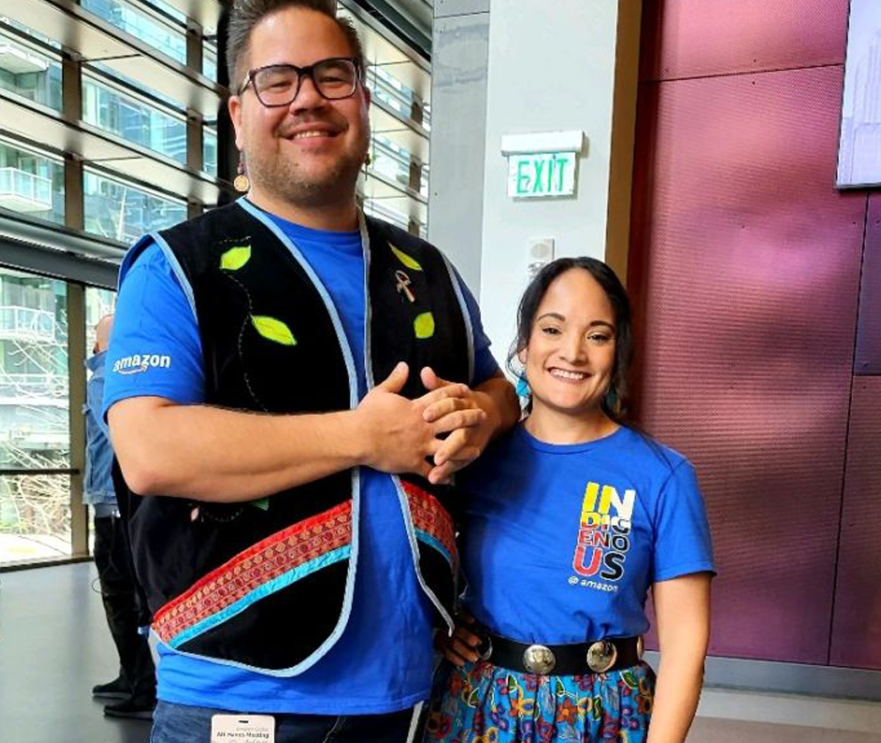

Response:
(508, 152), (577, 199)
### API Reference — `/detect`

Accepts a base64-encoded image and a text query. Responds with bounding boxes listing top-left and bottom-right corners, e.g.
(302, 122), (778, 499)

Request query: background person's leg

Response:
(99, 515), (156, 718)
(92, 515), (128, 698)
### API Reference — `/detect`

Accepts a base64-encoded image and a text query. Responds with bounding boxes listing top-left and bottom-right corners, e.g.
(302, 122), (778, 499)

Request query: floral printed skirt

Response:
(422, 659), (656, 743)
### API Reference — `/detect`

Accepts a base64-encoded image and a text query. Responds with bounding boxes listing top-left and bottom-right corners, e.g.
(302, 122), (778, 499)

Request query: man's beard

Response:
(245, 136), (367, 208)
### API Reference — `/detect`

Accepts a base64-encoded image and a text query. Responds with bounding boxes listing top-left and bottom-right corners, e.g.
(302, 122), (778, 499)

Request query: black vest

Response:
(122, 200), (472, 674)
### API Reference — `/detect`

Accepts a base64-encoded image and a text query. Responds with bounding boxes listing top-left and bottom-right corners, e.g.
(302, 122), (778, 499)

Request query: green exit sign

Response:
(508, 151), (577, 199)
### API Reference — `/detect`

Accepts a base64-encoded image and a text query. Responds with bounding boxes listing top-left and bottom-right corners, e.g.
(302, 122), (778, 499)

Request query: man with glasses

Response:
(104, 1), (518, 741)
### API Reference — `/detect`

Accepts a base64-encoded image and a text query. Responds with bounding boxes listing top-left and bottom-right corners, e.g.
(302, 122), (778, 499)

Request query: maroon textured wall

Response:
(831, 378), (881, 670)
(640, 0), (848, 81)
(631, 0), (875, 665)
(855, 195), (881, 375)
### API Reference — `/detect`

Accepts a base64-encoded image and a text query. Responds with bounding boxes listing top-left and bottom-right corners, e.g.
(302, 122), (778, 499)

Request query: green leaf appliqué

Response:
(220, 245), (251, 271)
(251, 498), (270, 511)
(252, 316), (297, 346)
(413, 312), (435, 339)
(390, 243), (423, 272)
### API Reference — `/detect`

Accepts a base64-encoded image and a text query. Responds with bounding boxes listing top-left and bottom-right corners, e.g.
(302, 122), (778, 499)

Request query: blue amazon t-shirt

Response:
(458, 424), (715, 644)
(104, 210), (499, 714)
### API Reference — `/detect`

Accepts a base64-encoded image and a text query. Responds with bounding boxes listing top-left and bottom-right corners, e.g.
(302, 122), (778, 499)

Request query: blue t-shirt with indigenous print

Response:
(458, 424), (715, 643)
(103, 210), (499, 714)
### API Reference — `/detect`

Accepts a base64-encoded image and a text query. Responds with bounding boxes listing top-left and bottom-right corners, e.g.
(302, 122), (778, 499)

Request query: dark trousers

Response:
(93, 514), (157, 699)
(151, 701), (414, 743)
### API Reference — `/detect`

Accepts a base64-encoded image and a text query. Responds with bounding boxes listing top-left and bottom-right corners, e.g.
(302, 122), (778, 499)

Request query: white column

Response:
(477, 0), (641, 361)
(428, 0), (491, 292)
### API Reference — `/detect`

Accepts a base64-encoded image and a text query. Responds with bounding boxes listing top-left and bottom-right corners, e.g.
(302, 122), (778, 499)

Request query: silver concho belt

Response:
(475, 630), (643, 676)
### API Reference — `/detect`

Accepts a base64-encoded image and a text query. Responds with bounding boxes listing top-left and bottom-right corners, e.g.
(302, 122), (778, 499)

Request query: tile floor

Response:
(0, 563), (878, 743)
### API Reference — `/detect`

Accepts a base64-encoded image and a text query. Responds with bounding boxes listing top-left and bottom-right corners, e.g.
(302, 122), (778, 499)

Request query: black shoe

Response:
(103, 695), (156, 721)
(92, 676), (131, 700)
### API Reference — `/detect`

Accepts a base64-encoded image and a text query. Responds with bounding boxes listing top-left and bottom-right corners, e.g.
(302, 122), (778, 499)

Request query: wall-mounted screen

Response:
(837, 0), (881, 189)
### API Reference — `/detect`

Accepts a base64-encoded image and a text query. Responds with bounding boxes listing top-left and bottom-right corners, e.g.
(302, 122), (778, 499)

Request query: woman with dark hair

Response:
(423, 258), (714, 743)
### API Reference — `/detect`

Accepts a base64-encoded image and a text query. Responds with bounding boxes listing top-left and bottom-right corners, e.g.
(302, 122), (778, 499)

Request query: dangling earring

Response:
(234, 151), (250, 193)
(364, 151), (372, 168)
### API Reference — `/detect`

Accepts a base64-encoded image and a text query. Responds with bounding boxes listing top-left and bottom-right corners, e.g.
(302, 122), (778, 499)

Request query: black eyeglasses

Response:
(239, 58), (361, 106)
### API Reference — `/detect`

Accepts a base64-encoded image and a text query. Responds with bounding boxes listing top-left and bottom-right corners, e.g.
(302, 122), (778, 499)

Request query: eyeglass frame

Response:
(237, 57), (363, 106)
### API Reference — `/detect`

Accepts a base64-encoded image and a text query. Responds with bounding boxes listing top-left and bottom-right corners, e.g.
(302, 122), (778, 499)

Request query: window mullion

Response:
(66, 280), (88, 558)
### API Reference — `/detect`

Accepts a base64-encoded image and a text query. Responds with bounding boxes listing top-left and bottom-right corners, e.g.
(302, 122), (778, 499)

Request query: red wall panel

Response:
(831, 378), (881, 669)
(632, 65), (865, 662)
(640, 0), (848, 82)
(855, 195), (881, 375)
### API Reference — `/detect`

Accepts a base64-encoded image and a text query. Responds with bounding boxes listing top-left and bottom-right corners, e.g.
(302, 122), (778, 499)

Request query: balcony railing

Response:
(0, 167), (53, 213)
(0, 306), (57, 342)
(0, 41), (49, 75)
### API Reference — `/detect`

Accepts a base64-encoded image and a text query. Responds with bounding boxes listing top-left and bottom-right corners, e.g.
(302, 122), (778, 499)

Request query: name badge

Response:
(210, 714), (275, 743)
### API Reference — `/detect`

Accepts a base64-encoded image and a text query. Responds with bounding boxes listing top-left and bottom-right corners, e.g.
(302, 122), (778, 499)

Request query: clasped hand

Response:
(356, 362), (493, 483)
(436, 612), (482, 666)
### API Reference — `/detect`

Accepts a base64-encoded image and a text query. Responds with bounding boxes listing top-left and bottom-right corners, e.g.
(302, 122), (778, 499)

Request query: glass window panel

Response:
(89, 61), (185, 110)
(203, 43), (218, 82)
(0, 139), (65, 225)
(363, 199), (410, 232)
(0, 267), (70, 473)
(83, 169), (186, 244)
(372, 135), (414, 189)
(370, 66), (417, 120)
(85, 286), (116, 356)
(80, 0), (187, 64)
(82, 75), (187, 164)
(0, 26), (63, 111)
(0, 18), (61, 49)
(203, 125), (218, 177)
(0, 474), (72, 565)
(143, 0), (187, 25)
(421, 165), (429, 198)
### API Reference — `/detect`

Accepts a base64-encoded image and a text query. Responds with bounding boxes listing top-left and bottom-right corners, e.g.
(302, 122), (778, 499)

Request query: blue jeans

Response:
(150, 701), (414, 743)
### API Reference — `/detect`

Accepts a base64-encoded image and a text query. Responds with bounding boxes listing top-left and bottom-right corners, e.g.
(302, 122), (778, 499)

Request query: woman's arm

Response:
(646, 572), (712, 743)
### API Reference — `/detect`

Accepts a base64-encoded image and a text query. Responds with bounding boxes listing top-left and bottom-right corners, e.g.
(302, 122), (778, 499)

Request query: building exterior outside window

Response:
(80, 0), (187, 64)
(204, 125), (218, 177)
(203, 42), (218, 83)
(0, 268), (71, 563)
(82, 75), (187, 164)
(371, 66), (416, 119)
(350, 21), (429, 236)
(0, 26), (62, 111)
(83, 170), (186, 244)
(372, 134), (414, 189)
(0, 139), (64, 226)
